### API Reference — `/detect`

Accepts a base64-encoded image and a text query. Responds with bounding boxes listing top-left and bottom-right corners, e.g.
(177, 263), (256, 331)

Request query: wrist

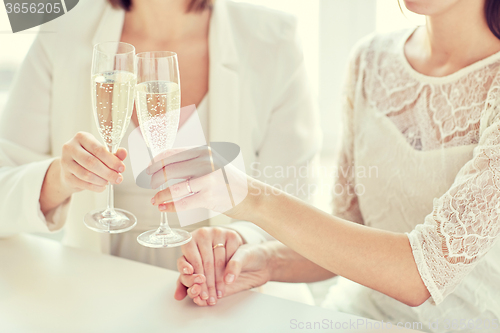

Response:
(245, 178), (273, 220)
(228, 177), (266, 221)
(40, 158), (75, 214)
(52, 158), (77, 197)
(261, 242), (279, 283)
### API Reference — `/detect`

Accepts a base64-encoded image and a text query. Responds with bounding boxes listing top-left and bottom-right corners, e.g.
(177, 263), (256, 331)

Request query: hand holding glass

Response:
(135, 51), (192, 248)
(84, 42), (137, 233)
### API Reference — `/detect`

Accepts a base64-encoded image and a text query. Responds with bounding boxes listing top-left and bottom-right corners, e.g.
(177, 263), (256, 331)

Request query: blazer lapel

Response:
(208, 0), (240, 145)
(91, 4), (125, 46)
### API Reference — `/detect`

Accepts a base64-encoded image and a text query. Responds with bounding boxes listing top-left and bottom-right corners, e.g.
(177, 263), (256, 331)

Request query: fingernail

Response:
(217, 290), (223, 298)
(116, 175), (123, 184)
(208, 297), (216, 305)
(201, 292), (208, 300)
(225, 274), (235, 284)
(182, 267), (189, 274)
(151, 197), (156, 205)
(118, 165), (125, 173)
(194, 276), (203, 284)
(159, 204), (167, 210)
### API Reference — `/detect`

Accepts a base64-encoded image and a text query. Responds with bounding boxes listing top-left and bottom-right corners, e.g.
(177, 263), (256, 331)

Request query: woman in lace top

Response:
(150, 0), (500, 331)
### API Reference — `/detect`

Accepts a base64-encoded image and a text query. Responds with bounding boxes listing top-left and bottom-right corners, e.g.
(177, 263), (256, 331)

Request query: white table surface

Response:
(0, 234), (423, 333)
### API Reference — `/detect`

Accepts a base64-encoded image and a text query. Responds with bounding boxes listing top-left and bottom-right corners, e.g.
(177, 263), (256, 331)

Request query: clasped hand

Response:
(173, 227), (271, 306)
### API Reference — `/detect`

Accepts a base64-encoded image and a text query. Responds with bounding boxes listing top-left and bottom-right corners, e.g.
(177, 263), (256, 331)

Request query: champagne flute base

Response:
(137, 229), (192, 248)
(84, 208), (137, 234)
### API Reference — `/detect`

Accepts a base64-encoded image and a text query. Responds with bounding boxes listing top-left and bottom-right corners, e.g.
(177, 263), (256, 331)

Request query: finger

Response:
(66, 173), (106, 193)
(176, 256), (194, 275)
(213, 238), (227, 299)
(187, 284), (202, 299)
(174, 277), (187, 301)
(193, 296), (208, 307)
(154, 174), (207, 208)
(179, 243), (203, 278)
(158, 188), (233, 214)
(73, 147), (123, 184)
(157, 173), (234, 213)
(67, 160), (108, 186)
(152, 179), (197, 204)
(147, 146), (202, 175)
(150, 156), (215, 189)
(224, 248), (248, 285)
(181, 242), (208, 305)
(225, 232), (243, 260)
(198, 239), (217, 306)
(157, 192), (203, 213)
(115, 148), (128, 162)
(179, 274), (206, 289)
(152, 187), (173, 205)
(76, 132), (126, 173)
(150, 163), (197, 189)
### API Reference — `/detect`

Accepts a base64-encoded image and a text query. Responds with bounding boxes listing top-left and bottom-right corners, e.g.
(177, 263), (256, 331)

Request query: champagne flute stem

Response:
(102, 144), (118, 219)
(156, 212), (173, 235)
(101, 183), (116, 218)
(156, 184), (173, 236)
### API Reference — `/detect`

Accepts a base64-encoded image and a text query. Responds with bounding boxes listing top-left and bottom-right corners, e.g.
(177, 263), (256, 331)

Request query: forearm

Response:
(39, 158), (74, 215)
(244, 181), (430, 307)
(225, 221), (275, 245)
(263, 240), (336, 283)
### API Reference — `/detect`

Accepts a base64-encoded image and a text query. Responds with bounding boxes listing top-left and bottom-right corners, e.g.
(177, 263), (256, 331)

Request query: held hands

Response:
(174, 227), (271, 306)
(60, 131), (127, 194)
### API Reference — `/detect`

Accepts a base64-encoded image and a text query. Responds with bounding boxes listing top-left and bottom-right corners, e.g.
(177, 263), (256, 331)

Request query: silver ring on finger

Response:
(186, 178), (194, 195)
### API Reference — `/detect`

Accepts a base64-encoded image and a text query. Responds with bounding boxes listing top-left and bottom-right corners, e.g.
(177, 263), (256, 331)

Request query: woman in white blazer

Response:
(0, 0), (320, 278)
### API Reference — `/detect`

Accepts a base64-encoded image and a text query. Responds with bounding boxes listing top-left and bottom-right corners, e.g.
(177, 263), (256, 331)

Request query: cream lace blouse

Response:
(324, 28), (500, 332)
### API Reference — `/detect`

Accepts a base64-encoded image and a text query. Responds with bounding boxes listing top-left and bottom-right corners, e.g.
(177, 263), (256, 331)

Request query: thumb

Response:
(224, 248), (248, 285)
(174, 277), (188, 301)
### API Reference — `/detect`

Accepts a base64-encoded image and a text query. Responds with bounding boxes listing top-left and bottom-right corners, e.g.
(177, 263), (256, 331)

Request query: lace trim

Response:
(407, 231), (441, 305)
(362, 29), (500, 151)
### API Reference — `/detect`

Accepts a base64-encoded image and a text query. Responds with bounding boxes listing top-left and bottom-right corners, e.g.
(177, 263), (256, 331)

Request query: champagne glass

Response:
(84, 42), (137, 233)
(135, 51), (192, 248)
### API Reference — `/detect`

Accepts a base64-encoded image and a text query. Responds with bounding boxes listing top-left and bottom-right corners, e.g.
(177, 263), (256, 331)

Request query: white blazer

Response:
(0, 0), (321, 253)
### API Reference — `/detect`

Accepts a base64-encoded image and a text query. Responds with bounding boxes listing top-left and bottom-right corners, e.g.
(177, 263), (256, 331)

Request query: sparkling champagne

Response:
(91, 71), (136, 148)
(135, 81), (181, 157)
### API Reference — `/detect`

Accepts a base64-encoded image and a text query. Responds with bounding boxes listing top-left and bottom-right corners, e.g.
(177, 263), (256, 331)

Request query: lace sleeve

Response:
(332, 42), (366, 225)
(407, 98), (500, 305)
